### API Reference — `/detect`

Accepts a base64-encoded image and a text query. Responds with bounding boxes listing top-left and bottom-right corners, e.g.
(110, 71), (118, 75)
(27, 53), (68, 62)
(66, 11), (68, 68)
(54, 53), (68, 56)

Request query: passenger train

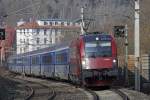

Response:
(8, 32), (118, 87)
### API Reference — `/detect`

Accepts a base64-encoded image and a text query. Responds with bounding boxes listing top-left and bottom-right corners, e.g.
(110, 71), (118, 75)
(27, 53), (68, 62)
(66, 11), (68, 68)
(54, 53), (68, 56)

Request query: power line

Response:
(2, 2), (41, 18)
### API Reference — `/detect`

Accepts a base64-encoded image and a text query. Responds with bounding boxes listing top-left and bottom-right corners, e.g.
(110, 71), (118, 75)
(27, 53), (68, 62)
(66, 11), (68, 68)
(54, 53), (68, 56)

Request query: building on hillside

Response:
(16, 19), (80, 54)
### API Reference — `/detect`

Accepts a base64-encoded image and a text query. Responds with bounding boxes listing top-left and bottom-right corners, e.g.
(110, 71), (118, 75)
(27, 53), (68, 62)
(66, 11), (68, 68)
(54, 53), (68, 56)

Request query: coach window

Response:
(23, 57), (27, 65)
(42, 54), (52, 65)
(32, 56), (39, 65)
(56, 54), (61, 64)
(22, 58), (25, 65)
(56, 52), (67, 64)
(17, 58), (22, 66)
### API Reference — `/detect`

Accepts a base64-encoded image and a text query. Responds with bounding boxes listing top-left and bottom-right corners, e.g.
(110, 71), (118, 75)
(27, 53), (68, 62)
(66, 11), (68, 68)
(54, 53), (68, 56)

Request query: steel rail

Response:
(9, 75), (56, 100)
(48, 87), (56, 100)
(25, 85), (34, 100)
(86, 89), (100, 100)
(23, 80), (56, 100)
(111, 89), (129, 100)
(36, 82), (56, 100)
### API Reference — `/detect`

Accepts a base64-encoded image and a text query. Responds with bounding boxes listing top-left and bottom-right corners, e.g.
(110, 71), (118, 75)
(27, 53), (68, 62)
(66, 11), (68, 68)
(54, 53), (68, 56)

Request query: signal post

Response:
(125, 24), (129, 85)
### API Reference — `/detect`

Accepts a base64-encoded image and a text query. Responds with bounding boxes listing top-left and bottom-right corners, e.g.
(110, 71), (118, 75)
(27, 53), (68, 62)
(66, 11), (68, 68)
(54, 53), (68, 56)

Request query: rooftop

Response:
(39, 18), (75, 22)
(16, 21), (80, 29)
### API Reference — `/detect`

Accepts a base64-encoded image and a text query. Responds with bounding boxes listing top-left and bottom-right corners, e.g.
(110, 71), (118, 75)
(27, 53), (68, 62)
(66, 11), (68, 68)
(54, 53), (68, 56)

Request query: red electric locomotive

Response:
(69, 32), (118, 86)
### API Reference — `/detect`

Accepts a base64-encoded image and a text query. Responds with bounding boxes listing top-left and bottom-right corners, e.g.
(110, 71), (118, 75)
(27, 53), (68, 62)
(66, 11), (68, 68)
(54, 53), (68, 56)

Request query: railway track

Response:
(15, 76), (89, 100)
(86, 89), (100, 100)
(110, 89), (129, 100)
(91, 88), (129, 100)
(24, 85), (34, 100)
(5, 74), (56, 100)
(24, 81), (56, 100)
(6, 73), (129, 100)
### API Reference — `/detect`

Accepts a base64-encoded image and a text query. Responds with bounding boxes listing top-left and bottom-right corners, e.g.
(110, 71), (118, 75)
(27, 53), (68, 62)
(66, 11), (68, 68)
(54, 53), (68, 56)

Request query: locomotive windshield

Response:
(85, 41), (112, 58)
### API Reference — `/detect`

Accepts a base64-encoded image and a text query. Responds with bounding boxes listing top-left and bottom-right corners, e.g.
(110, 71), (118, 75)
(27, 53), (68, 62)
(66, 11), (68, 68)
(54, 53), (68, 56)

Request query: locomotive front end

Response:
(80, 33), (118, 86)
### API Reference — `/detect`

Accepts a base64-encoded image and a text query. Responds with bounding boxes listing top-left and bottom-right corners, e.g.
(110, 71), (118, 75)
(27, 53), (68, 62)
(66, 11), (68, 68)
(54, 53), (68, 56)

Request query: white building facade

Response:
(16, 19), (80, 54)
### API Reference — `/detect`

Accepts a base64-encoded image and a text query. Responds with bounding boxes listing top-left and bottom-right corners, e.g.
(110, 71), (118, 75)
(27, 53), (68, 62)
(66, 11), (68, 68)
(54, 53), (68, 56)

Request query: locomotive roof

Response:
(80, 32), (112, 41)
(80, 32), (112, 37)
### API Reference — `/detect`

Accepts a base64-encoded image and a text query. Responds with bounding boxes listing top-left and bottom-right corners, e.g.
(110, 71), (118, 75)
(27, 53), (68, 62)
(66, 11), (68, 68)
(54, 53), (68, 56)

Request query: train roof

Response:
(10, 42), (70, 58)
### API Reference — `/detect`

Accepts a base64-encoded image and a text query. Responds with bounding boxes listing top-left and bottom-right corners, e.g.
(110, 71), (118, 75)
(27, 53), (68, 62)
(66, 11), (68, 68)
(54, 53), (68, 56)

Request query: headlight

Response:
(82, 60), (86, 65)
(113, 59), (118, 69)
(113, 59), (117, 63)
(82, 60), (86, 69)
(82, 58), (89, 69)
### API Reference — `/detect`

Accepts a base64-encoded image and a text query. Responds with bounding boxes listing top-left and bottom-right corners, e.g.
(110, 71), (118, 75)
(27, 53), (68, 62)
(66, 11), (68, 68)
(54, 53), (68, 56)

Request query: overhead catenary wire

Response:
(3, 2), (41, 18)
(2, 0), (51, 18)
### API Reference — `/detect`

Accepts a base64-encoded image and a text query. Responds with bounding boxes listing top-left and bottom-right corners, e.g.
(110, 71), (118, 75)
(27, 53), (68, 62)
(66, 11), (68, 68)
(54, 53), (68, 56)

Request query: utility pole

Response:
(125, 24), (129, 85)
(81, 7), (85, 35)
(134, 0), (140, 91)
